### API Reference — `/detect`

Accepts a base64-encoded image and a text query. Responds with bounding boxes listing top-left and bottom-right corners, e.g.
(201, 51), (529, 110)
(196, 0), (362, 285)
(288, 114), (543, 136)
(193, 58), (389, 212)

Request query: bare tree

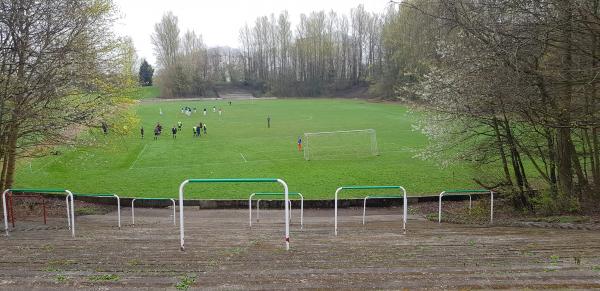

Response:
(0, 0), (134, 189)
(151, 11), (180, 70)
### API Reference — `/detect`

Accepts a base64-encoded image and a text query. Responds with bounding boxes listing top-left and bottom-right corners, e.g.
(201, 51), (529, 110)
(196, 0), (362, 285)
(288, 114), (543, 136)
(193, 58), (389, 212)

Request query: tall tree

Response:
(0, 0), (135, 189)
(139, 59), (154, 86)
(151, 11), (180, 70)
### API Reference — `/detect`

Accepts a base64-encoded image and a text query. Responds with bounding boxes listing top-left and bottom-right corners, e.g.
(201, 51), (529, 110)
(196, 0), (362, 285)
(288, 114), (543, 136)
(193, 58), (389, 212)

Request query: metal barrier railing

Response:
(131, 198), (176, 226)
(249, 192), (303, 229)
(178, 178), (290, 251)
(438, 189), (494, 224)
(2, 188), (74, 237)
(334, 186), (407, 236)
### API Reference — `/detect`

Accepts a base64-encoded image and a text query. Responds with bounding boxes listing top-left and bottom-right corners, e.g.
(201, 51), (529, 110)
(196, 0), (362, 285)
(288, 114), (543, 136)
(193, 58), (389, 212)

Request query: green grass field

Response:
(15, 95), (477, 199)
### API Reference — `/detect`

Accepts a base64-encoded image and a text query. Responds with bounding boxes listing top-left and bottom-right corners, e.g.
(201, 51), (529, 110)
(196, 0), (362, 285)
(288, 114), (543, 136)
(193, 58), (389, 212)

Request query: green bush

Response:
(530, 190), (580, 215)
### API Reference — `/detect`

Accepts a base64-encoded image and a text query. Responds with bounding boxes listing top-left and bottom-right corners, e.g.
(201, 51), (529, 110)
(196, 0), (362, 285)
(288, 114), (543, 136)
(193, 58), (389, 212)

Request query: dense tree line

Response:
(396, 0), (600, 212)
(238, 6), (386, 96)
(0, 0), (137, 190)
(153, 6), (390, 97)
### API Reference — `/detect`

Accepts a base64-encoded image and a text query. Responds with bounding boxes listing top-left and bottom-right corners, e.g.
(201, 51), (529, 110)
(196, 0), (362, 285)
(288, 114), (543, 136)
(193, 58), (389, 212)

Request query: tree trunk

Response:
(3, 127), (18, 189)
(503, 116), (528, 208)
(0, 153), (7, 190)
(546, 128), (558, 194)
(593, 127), (600, 194)
(571, 137), (590, 199)
(583, 129), (594, 182)
(591, 0), (600, 195)
(492, 118), (513, 187)
(555, 0), (574, 198)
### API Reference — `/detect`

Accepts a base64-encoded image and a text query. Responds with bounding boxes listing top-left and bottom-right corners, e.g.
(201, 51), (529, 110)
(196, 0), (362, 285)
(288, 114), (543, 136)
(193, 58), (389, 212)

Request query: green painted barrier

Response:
(73, 193), (116, 197)
(10, 188), (67, 193)
(188, 178), (278, 183)
(365, 195), (404, 199)
(253, 192), (301, 196)
(341, 186), (401, 190)
(444, 189), (489, 193)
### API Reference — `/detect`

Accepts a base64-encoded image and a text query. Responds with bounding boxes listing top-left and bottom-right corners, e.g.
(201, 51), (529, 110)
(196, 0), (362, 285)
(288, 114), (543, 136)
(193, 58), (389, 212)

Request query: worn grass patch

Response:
(55, 274), (69, 283)
(88, 274), (120, 282)
(175, 274), (196, 290)
(528, 216), (591, 224)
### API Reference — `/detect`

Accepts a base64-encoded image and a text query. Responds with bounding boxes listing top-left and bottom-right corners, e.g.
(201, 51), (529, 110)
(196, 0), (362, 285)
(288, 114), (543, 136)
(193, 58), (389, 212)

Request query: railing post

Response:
(362, 196), (369, 225)
(299, 193), (304, 230)
(65, 190), (75, 238)
(170, 199), (177, 226)
(178, 180), (189, 251)
(334, 187), (342, 236)
(131, 199), (136, 226)
(114, 195), (121, 229)
(438, 192), (444, 223)
(490, 191), (494, 224)
(276, 179), (290, 251)
(2, 189), (10, 236)
(248, 193), (255, 228)
(400, 186), (408, 234)
(65, 195), (71, 230)
(8, 193), (14, 227)
(469, 195), (472, 210)
(288, 200), (292, 222)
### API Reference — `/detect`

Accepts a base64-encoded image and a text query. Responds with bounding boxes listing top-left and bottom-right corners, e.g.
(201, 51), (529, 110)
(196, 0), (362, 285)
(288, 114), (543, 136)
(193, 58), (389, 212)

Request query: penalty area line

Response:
(240, 153), (248, 162)
(129, 144), (148, 170)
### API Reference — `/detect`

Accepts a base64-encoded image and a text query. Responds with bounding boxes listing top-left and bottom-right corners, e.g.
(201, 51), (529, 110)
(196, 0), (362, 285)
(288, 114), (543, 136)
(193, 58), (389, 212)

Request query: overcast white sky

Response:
(113, 0), (391, 66)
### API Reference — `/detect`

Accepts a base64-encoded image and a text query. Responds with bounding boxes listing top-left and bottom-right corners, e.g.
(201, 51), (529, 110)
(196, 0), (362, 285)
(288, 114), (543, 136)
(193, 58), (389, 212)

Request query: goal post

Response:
(303, 129), (379, 160)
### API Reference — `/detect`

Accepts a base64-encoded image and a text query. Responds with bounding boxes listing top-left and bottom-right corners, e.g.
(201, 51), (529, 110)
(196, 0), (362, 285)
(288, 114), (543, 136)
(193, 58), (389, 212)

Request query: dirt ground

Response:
(1, 204), (600, 290)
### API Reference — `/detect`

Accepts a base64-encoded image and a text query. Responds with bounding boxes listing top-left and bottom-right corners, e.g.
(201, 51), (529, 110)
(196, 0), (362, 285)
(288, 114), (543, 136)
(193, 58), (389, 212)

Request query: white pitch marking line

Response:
(129, 144), (148, 169)
(240, 153), (247, 162)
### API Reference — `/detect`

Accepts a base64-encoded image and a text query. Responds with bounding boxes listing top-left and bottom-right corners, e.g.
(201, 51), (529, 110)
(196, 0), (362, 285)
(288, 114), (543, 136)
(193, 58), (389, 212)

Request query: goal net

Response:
(303, 129), (379, 160)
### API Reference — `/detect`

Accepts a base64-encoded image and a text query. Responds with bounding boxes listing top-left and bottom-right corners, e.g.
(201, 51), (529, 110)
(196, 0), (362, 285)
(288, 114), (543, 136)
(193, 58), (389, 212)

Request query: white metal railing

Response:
(179, 178), (290, 251)
(73, 193), (121, 229)
(334, 186), (407, 236)
(3, 188), (74, 237)
(438, 190), (494, 224)
(249, 192), (303, 229)
(131, 198), (176, 226)
(362, 195), (406, 225)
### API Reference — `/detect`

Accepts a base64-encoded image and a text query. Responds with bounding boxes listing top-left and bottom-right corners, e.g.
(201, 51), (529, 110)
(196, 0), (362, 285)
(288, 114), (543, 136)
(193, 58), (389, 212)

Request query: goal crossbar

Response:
(304, 129), (375, 135)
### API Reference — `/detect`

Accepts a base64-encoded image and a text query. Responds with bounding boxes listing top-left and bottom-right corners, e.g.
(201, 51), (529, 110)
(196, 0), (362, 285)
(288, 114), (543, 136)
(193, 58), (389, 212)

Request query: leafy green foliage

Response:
(530, 190), (581, 216)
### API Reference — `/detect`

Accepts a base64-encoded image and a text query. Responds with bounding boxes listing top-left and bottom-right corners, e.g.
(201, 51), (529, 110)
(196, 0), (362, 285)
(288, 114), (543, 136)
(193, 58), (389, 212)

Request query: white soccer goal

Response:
(303, 129), (379, 160)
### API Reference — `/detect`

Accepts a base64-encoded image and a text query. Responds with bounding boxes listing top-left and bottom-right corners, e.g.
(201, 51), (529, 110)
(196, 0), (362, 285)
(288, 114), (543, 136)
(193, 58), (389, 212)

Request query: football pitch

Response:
(15, 98), (475, 199)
